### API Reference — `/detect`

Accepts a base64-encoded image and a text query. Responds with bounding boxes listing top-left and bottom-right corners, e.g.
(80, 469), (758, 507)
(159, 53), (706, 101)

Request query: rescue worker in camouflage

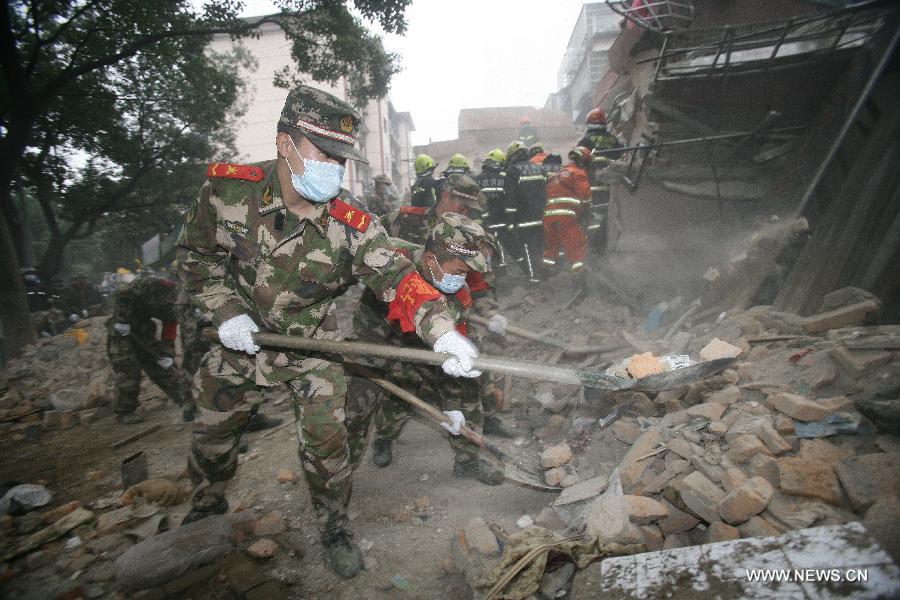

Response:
(365, 174), (398, 218)
(345, 213), (504, 484)
(107, 275), (189, 424)
(177, 85), (481, 579)
(386, 174), (512, 435)
(175, 292), (283, 428)
(386, 172), (487, 244)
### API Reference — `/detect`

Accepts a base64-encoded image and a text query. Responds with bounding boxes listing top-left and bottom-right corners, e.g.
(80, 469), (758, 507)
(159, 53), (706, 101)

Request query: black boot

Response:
(482, 415), (515, 438)
(182, 406), (196, 423)
(372, 438), (393, 467)
(244, 413), (283, 432)
(181, 493), (228, 525)
(453, 457), (505, 486)
(322, 529), (364, 579)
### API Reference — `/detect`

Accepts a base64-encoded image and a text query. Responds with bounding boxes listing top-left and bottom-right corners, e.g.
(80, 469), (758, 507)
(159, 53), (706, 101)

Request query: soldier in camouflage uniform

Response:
(106, 275), (189, 424)
(386, 174), (513, 436)
(364, 174), (397, 218)
(177, 85), (481, 579)
(345, 214), (505, 484)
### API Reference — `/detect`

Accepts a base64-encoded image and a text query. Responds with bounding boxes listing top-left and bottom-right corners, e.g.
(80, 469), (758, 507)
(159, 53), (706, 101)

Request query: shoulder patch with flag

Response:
(329, 198), (371, 232)
(207, 163), (265, 182)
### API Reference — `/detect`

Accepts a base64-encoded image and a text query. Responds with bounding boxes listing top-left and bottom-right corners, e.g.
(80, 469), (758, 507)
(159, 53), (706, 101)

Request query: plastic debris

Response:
(794, 412), (865, 438)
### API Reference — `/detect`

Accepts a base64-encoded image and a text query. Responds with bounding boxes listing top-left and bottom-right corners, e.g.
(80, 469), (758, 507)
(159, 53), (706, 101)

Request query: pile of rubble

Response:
(0, 317), (113, 436)
(451, 286), (900, 598)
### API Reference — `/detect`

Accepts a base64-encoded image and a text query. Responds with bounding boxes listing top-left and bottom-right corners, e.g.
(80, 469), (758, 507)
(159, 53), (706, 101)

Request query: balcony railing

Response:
(640, 4), (891, 82)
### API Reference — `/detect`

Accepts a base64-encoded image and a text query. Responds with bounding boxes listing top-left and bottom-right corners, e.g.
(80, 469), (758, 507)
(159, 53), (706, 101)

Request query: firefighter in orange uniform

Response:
(542, 147), (591, 273)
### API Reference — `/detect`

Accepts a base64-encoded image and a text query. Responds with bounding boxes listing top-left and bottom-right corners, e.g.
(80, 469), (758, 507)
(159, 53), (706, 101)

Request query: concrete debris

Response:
(0, 484), (53, 515)
(114, 515), (235, 592)
(246, 538), (278, 559)
(540, 443), (573, 469)
(570, 523), (898, 599)
(699, 338), (743, 361)
(516, 515), (534, 529)
(833, 453), (900, 512)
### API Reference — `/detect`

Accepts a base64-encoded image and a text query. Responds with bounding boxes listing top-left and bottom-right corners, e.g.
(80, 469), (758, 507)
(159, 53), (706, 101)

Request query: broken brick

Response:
(717, 477), (774, 525)
(726, 434), (772, 463)
(626, 352), (665, 379)
(752, 420), (791, 455)
(777, 456), (841, 505)
(770, 392), (834, 422)
(802, 300), (880, 334)
(686, 403), (726, 422)
(830, 345), (892, 379)
(707, 522), (741, 543)
(674, 471), (726, 524)
(540, 443), (573, 469)
(699, 338), (743, 361)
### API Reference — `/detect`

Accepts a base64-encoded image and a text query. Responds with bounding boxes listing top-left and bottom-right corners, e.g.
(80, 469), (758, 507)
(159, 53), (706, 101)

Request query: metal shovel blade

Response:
(625, 358), (738, 392)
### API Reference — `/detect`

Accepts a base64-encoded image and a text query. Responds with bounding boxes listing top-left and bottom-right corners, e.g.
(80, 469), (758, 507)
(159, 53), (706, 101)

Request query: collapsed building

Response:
(590, 0), (899, 320)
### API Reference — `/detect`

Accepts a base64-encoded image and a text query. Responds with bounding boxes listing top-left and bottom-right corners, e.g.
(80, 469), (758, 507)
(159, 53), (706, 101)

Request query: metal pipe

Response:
(794, 18), (900, 218)
(592, 126), (804, 156)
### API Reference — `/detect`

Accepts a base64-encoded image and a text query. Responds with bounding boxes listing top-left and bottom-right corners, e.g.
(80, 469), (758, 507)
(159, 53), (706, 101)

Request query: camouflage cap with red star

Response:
(279, 85), (368, 164)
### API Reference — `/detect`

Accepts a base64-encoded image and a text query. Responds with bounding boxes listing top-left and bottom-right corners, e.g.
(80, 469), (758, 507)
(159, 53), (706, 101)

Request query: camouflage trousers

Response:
(188, 345), (352, 535)
(345, 356), (484, 469)
(107, 334), (187, 416)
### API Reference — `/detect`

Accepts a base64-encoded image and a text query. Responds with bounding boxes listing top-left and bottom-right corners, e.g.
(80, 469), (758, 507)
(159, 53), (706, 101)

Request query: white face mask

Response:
(285, 137), (345, 203)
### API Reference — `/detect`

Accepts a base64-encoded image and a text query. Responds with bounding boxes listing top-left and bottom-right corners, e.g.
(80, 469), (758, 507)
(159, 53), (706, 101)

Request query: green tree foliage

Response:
(0, 0), (410, 358)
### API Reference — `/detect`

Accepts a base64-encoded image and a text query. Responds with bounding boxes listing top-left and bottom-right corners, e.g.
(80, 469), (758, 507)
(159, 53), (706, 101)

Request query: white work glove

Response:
(156, 357), (174, 369)
(433, 330), (481, 378)
(487, 313), (508, 336)
(441, 410), (465, 436)
(218, 314), (260, 355)
(68, 313), (79, 323)
(113, 322), (131, 336)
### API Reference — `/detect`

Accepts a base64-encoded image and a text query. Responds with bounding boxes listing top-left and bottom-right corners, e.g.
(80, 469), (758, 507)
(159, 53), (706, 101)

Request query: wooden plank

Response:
(2, 508), (94, 562)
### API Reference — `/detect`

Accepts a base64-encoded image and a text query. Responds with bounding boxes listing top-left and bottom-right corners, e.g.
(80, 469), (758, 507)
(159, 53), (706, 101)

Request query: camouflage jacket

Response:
(354, 241), (478, 347)
(106, 277), (183, 352)
(385, 205), (433, 245)
(177, 160), (455, 384)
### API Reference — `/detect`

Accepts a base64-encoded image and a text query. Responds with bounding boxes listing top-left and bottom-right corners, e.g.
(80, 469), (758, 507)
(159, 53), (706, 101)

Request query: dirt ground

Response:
(0, 384), (559, 599)
(0, 277), (589, 599)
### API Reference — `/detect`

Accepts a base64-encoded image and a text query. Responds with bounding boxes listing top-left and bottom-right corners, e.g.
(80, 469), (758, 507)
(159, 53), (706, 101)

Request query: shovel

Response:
(467, 314), (624, 356)
(201, 330), (735, 392)
(345, 363), (557, 491)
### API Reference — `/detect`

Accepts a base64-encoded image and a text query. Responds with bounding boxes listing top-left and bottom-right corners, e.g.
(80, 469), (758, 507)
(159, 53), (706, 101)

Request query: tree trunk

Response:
(0, 202), (36, 362)
(36, 232), (72, 281)
(16, 181), (36, 267)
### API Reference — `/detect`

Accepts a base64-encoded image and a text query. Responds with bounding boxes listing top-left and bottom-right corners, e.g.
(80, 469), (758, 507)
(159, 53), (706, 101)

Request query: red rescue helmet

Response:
(519, 115), (531, 125)
(586, 107), (607, 125)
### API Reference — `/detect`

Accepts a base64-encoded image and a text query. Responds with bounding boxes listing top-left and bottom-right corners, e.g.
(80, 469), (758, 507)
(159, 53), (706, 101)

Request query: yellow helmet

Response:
(116, 267), (132, 275)
(506, 141), (524, 157)
(447, 153), (470, 170)
(487, 148), (506, 163)
(414, 154), (436, 175)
